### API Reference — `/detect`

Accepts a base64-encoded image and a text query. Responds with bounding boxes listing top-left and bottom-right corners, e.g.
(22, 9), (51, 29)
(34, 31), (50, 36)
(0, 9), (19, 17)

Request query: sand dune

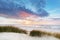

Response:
(0, 33), (59, 40)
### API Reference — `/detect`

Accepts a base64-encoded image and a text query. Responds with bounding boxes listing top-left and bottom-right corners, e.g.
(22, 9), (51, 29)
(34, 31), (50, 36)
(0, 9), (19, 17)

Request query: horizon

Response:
(0, 0), (60, 25)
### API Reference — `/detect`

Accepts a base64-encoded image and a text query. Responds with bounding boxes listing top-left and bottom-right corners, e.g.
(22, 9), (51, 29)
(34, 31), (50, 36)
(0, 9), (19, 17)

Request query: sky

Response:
(45, 0), (60, 18)
(0, 0), (60, 18)
(0, 0), (60, 25)
(0, 0), (49, 18)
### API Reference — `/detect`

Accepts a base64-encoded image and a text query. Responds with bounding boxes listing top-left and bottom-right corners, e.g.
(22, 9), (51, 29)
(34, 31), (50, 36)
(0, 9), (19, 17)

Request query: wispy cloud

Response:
(0, 17), (60, 26)
(0, 0), (49, 19)
(46, 8), (60, 18)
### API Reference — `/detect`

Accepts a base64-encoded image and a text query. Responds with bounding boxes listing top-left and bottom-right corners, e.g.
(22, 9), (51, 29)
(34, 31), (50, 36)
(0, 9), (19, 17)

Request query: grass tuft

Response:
(0, 26), (27, 34)
(0, 26), (60, 39)
(30, 30), (60, 39)
(53, 33), (60, 39)
(30, 30), (46, 37)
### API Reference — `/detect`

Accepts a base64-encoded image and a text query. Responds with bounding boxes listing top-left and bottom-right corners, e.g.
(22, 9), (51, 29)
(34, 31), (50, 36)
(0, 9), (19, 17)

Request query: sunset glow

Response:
(0, 17), (60, 26)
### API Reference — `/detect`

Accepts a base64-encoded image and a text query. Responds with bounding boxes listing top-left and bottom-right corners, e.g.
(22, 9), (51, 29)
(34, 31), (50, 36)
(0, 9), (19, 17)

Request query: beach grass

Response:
(0, 26), (27, 34)
(0, 26), (60, 39)
(30, 30), (60, 39)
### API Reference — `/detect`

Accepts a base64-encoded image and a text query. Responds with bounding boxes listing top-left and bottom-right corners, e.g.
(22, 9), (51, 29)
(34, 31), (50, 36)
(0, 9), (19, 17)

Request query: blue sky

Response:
(45, 0), (60, 18)
(0, 0), (60, 25)
(0, 0), (60, 18)
(0, 0), (48, 18)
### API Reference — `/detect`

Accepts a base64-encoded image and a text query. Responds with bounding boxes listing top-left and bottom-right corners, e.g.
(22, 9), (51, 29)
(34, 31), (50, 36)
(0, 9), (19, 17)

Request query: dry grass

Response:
(30, 30), (52, 37)
(30, 30), (60, 39)
(52, 33), (60, 39)
(0, 26), (60, 39)
(0, 26), (27, 34)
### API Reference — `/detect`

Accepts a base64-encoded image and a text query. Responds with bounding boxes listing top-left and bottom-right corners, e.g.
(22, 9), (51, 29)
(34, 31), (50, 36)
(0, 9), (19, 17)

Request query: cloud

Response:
(47, 8), (60, 18)
(0, 17), (60, 25)
(0, 0), (49, 19)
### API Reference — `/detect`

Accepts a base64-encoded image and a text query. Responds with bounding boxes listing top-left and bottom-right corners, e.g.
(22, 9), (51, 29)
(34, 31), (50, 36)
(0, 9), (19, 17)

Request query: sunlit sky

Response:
(0, 0), (60, 25)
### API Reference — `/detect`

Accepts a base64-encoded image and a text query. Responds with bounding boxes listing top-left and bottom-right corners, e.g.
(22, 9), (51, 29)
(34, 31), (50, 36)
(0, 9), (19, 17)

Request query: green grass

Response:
(0, 26), (27, 34)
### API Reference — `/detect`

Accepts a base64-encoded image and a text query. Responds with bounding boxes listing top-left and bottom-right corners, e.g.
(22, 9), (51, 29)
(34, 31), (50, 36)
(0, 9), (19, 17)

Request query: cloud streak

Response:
(0, 17), (60, 25)
(0, 0), (49, 19)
